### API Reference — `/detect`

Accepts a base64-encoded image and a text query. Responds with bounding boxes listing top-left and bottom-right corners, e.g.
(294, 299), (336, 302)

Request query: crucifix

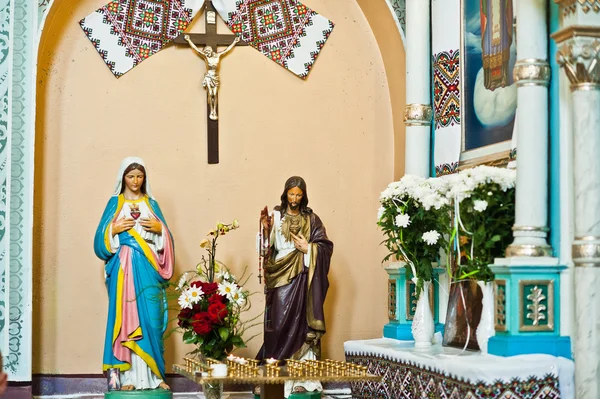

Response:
(174, 1), (248, 164)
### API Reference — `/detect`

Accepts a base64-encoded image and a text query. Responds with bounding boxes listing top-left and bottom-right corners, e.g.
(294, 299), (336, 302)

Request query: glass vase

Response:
(202, 381), (223, 399)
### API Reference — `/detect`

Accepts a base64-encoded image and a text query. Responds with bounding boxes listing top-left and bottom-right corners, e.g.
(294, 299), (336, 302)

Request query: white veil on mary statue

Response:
(112, 156), (154, 199)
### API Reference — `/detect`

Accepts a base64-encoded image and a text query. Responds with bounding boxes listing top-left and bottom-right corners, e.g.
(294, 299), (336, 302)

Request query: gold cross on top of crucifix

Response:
(174, 1), (248, 165)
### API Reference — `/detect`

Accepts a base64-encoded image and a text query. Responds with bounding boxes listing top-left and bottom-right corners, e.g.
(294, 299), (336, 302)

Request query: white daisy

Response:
(178, 292), (192, 309)
(422, 230), (441, 245)
(187, 286), (204, 304)
(230, 290), (246, 306)
(215, 270), (231, 282)
(218, 281), (238, 299)
(177, 273), (188, 291)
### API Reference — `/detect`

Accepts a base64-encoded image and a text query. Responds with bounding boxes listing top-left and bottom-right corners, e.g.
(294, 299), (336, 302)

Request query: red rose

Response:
(178, 308), (193, 328)
(190, 281), (219, 296)
(202, 282), (219, 296)
(192, 302), (207, 312)
(207, 301), (228, 324)
(208, 293), (226, 304)
(191, 312), (213, 335)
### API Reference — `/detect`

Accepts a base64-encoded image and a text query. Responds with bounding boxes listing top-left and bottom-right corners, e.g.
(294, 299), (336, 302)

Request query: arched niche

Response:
(1, 0), (406, 382)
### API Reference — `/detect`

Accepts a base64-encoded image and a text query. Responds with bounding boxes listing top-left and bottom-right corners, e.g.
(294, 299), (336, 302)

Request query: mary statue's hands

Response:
(112, 216), (135, 235)
(140, 216), (162, 235)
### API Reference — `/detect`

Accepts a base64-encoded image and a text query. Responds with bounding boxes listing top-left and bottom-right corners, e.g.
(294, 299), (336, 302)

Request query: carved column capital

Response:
(404, 104), (432, 126)
(553, 30), (600, 90)
(513, 59), (551, 87)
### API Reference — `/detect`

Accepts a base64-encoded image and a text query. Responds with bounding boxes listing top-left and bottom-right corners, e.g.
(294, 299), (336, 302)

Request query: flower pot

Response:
(411, 280), (434, 347)
(442, 279), (483, 350)
(476, 280), (495, 354)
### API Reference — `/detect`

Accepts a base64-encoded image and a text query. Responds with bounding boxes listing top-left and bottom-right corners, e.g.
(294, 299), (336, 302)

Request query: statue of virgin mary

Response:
(94, 157), (175, 391)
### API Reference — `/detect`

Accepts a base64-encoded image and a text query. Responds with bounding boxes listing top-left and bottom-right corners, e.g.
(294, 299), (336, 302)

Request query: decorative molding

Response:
(38, 0), (52, 27)
(513, 59), (551, 87)
(0, 0), (37, 381)
(506, 227), (553, 257)
(519, 280), (555, 332)
(0, 0), (11, 376)
(551, 25), (600, 43)
(494, 280), (507, 332)
(388, 279), (397, 320)
(556, 0), (600, 16)
(506, 243), (553, 257)
(572, 236), (600, 266)
(404, 104), (432, 127)
(390, 0), (406, 36)
(554, 36), (600, 89)
(457, 150), (511, 171)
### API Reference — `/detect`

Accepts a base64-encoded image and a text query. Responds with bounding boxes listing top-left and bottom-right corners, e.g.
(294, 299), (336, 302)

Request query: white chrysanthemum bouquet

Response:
(445, 166), (516, 282)
(377, 175), (452, 295)
(378, 166), (516, 288)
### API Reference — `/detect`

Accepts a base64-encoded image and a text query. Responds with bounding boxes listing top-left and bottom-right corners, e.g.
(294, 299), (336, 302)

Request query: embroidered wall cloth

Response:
(80, 0), (334, 79)
(80, 0), (205, 77)
(212, 0), (334, 79)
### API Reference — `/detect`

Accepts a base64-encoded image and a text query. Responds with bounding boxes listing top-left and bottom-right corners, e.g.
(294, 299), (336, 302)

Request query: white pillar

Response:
(552, 2), (600, 395)
(505, 0), (553, 257)
(554, 31), (600, 399)
(404, 0), (431, 177)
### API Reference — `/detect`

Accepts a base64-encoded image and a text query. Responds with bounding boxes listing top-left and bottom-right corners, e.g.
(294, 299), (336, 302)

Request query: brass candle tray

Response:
(173, 357), (382, 385)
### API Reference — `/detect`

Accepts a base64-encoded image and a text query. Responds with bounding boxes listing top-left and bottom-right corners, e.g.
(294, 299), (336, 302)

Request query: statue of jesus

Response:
(257, 176), (334, 397)
(184, 35), (240, 120)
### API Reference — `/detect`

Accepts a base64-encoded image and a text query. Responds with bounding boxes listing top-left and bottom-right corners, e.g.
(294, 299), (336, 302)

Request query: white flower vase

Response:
(411, 280), (434, 347)
(476, 280), (495, 354)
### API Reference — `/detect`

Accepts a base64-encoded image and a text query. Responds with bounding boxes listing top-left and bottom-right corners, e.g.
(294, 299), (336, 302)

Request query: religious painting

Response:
(460, 0), (516, 168)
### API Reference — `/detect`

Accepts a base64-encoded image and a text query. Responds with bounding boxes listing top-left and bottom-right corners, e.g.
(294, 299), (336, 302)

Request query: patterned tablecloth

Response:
(344, 338), (574, 399)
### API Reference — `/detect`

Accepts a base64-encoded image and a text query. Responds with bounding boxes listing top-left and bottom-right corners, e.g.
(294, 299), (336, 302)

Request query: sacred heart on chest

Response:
(129, 203), (141, 220)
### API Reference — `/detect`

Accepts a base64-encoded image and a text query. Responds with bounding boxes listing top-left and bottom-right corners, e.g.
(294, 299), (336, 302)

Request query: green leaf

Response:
(183, 331), (196, 344)
(218, 327), (229, 342)
(230, 336), (245, 347)
(491, 235), (501, 242)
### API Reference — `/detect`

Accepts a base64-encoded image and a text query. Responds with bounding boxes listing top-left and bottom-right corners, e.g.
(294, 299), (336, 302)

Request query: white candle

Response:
(210, 363), (228, 377)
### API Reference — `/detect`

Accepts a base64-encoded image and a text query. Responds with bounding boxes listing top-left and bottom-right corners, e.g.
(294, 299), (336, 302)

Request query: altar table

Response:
(344, 338), (574, 399)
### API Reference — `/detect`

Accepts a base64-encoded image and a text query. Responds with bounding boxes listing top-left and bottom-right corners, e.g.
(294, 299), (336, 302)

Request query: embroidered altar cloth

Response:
(344, 338), (574, 399)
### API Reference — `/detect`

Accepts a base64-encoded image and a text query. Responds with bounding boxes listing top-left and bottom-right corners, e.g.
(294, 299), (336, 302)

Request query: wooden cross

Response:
(174, 1), (248, 164)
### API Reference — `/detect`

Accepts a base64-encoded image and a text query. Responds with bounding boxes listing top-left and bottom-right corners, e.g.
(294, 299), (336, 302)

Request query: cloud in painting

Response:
(473, 67), (517, 128)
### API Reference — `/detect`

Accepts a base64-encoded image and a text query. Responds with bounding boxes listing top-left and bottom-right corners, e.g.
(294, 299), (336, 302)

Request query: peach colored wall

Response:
(33, 0), (404, 373)
(356, 0), (406, 180)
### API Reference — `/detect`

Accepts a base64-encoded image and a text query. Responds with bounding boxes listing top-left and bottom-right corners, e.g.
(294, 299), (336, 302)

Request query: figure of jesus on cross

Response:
(184, 34), (239, 121)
